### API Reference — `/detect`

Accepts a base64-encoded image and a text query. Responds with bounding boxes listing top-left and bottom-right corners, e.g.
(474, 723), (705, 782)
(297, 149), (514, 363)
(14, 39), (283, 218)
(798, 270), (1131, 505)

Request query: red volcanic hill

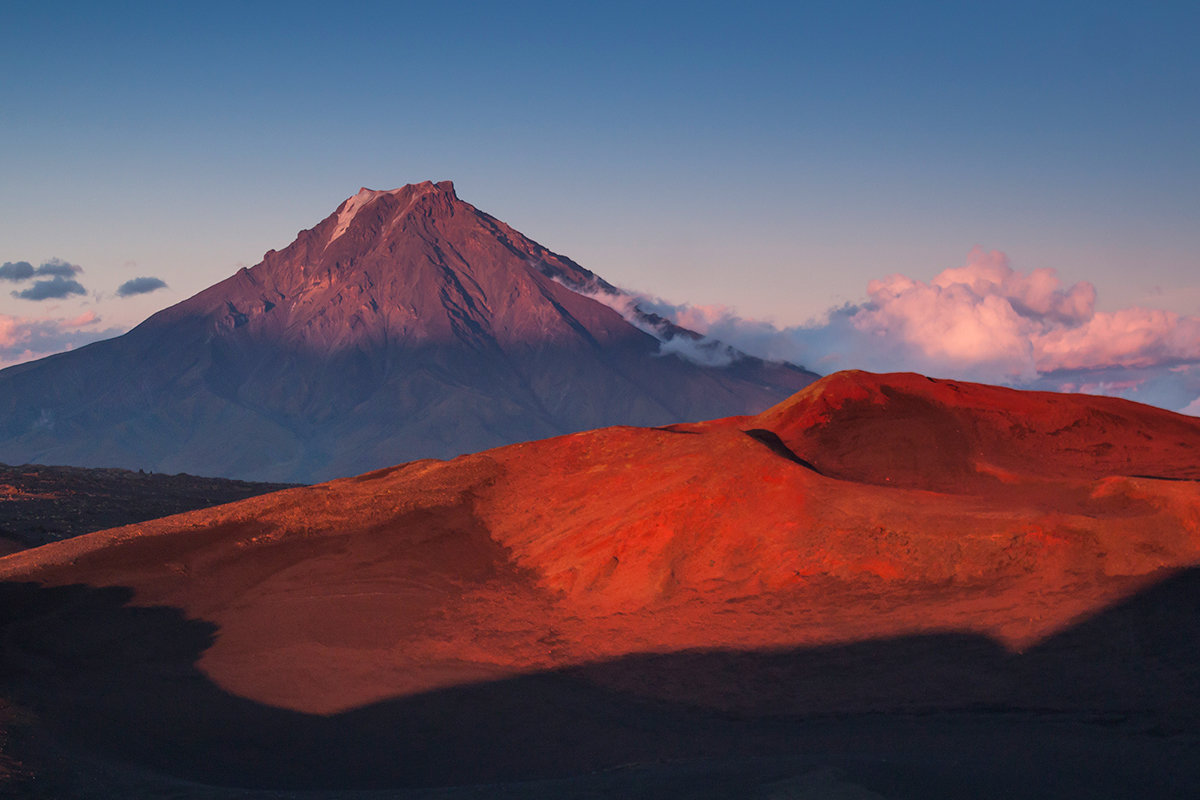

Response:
(755, 370), (1200, 489)
(1, 371), (1199, 795)
(0, 181), (814, 483)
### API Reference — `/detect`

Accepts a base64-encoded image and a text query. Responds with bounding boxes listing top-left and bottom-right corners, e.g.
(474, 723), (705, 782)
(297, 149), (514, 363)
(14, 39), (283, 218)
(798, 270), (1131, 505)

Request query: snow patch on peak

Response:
(328, 188), (387, 245)
(326, 182), (457, 247)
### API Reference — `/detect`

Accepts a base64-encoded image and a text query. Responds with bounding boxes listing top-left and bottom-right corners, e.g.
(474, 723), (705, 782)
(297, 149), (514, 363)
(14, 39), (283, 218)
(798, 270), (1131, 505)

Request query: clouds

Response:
(596, 247), (1200, 414)
(116, 276), (168, 297)
(3, 257), (168, 302)
(12, 276), (88, 301)
(0, 261), (36, 282)
(62, 311), (100, 328)
(553, 280), (741, 367)
(1034, 307), (1200, 372)
(1, 258), (83, 292)
(4, 257), (88, 301)
(33, 258), (84, 278)
(837, 249), (1200, 383)
(0, 256), (162, 367)
(0, 258), (83, 280)
(0, 311), (123, 369)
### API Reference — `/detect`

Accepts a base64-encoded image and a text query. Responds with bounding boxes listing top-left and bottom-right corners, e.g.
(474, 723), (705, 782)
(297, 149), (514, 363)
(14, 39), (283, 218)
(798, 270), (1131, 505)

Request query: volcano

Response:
(0, 181), (815, 483)
(2, 371), (1199, 796)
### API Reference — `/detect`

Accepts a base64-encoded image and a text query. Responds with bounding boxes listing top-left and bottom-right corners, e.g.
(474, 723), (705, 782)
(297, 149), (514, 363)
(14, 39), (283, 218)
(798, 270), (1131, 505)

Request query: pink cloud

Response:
(846, 250), (1198, 380)
(855, 267), (1038, 377)
(1035, 308), (1200, 371)
(0, 317), (21, 350)
(63, 311), (100, 328)
(930, 248), (1096, 324)
(0, 312), (123, 369)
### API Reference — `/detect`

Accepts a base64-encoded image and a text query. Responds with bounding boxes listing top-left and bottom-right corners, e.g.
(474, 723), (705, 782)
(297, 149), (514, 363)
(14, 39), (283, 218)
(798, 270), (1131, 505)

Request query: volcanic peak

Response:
(326, 180), (457, 245)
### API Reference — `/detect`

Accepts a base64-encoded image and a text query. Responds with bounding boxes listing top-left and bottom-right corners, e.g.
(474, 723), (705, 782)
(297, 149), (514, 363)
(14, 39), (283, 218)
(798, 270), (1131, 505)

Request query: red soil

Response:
(1, 371), (1198, 719)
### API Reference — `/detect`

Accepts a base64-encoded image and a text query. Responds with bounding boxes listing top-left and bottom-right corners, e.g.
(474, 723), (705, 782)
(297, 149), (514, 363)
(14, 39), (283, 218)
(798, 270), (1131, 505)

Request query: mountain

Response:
(2, 371), (1198, 795)
(0, 181), (815, 482)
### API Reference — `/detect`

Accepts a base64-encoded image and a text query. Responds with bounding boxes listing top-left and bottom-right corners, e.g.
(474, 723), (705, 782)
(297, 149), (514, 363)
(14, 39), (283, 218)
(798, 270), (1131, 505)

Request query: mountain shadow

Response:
(2, 569), (1199, 798)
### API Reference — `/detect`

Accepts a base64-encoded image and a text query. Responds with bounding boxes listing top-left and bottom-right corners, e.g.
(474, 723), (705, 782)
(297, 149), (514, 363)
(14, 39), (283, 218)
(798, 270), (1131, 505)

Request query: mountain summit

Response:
(0, 182), (815, 481)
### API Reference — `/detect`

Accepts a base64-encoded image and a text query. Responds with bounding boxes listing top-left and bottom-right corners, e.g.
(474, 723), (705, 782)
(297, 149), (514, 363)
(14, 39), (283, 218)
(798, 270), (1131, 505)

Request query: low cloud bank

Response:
(586, 247), (1200, 415)
(0, 312), (123, 369)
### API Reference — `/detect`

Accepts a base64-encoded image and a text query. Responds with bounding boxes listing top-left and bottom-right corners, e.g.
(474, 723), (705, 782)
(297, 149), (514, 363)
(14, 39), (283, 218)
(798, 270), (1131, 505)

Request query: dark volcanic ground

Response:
(0, 463), (297, 553)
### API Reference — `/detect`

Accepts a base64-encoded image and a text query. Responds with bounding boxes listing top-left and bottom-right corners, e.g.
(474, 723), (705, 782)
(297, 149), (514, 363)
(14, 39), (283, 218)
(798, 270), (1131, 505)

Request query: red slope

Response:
(2, 371), (1198, 716)
(756, 370), (1200, 490)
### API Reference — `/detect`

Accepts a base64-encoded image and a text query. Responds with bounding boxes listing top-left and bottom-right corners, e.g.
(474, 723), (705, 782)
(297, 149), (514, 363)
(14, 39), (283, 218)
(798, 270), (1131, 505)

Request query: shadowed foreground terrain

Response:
(1, 371), (1198, 797)
(1, 571), (1198, 799)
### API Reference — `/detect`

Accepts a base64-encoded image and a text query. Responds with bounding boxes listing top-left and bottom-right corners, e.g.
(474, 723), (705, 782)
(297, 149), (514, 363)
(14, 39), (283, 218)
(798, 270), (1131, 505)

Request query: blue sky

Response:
(2, 1), (1198, 409)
